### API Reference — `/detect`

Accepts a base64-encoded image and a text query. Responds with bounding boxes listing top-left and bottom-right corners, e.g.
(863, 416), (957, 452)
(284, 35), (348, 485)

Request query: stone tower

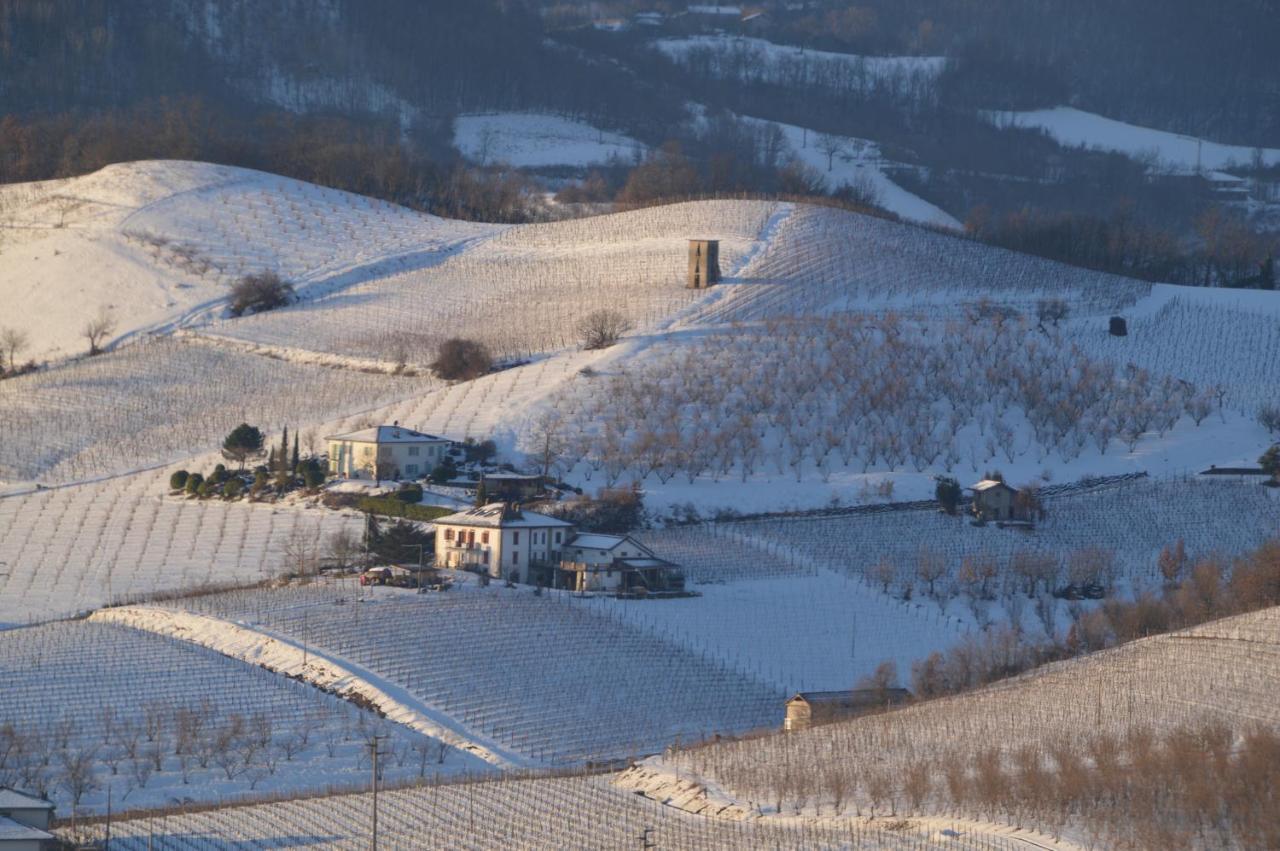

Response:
(687, 239), (721, 289)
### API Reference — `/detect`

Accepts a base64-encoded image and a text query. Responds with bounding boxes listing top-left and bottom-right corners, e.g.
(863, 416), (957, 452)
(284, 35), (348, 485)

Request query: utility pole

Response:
(369, 735), (385, 851)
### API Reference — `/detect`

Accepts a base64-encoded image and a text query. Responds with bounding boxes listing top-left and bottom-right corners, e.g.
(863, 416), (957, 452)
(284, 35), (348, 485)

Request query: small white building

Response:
(326, 425), (450, 481)
(0, 789), (54, 851)
(434, 502), (574, 584)
(560, 533), (668, 593)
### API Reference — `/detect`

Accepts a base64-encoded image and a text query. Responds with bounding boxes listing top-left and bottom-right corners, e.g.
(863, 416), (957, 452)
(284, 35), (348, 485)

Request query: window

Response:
(513, 532), (520, 545)
(512, 550), (519, 565)
(408, 446), (420, 457)
(405, 464), (419, 476)
(363, 446), (374, 458)
(554, 532), (562, 544)
(444, 529), (454, 541)
(481, 531), (489, 544)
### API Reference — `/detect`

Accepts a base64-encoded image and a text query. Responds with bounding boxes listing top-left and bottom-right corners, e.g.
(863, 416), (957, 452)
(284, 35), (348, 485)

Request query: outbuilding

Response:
(0, 789), (54, 851)
(968, 479), (1018, 522)
(558, 533), (684, 594)
(784, 689), (909, 732)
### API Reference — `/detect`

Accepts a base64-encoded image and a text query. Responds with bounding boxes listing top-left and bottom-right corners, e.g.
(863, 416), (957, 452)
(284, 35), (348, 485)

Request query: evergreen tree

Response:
(1260, 444), (1280, 483)
(934, 476), (962, 514)
(474, 481), (488, 507)
(279, 426), (289, 473)
(221, 423), (265, 470)
(290, 431), (300, 471)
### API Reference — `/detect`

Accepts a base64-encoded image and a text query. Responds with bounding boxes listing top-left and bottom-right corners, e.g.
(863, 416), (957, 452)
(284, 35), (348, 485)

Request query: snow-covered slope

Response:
(0, 618), (484, 815)
(987, 107), (1280, 173)
(654, 36), (947, 92)
(0, 161), (497, 361)
(454, 112), (646, 167)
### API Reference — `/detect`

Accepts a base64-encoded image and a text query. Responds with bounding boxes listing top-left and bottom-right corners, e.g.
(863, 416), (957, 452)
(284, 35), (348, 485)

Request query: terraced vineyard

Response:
(173, 584), (784, 765)
(0, 621), (481, 814)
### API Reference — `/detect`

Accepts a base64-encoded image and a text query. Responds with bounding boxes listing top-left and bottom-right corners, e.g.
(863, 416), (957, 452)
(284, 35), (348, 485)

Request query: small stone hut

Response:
(969, 479), (1018, 521)
(784, 689), (910, 731)
(688, 239), (720, 289)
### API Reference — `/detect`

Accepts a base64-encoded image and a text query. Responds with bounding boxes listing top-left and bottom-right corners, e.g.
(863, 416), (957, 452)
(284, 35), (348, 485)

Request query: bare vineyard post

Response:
(369, 734), (385, 851)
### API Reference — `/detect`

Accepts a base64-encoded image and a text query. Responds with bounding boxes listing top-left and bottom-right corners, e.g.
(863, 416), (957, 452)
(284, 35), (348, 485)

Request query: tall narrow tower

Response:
(687, 239), (721, 289)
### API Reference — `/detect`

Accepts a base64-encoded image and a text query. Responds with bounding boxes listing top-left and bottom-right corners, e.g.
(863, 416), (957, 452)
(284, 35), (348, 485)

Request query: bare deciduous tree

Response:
(576, 309), (631, 350)
(0, 326), (30, 373)
(82, 307), (116, 356)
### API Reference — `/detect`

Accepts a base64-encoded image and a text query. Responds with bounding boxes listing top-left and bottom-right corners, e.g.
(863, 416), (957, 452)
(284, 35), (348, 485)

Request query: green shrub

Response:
(169, 470), (189, 491)
(210, 464), (229, 485)
(396, 483), (424, 503)
(196, 480), (213, 499)
(303, 467), (325, 490)
(185, 473), (204, 496)
(224, 478), (244, 499)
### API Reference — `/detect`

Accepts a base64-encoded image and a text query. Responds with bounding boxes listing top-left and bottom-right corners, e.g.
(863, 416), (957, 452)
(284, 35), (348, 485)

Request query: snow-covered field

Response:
(100, 771), (1024, 850)
(986, 107), (1280, 173)
(654, 36), (946, 96)
(0, 336), (433, 484)
(0, 161), (495, 362)
(0, 619), (485, 816)
(454, 112), (645, 168)
(727, 478), (1280, 623)
(0, 468), (364, 627)
(151, 581), (782, 765)
(735, 115), (961, 228)
(645, 605), (1280, 833)
(581, 569), (966, 694)
(199, 200), (778, 365)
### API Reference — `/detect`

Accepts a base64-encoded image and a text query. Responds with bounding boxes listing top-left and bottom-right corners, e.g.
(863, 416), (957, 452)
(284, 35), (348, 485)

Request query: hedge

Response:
(358, 496), (453, 523)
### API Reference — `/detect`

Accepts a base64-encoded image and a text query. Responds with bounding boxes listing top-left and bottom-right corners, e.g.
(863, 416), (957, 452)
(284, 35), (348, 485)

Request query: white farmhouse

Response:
(560, 533), (679, 593)
(326, 424), (450, 480)
(434, 502), (574, 584)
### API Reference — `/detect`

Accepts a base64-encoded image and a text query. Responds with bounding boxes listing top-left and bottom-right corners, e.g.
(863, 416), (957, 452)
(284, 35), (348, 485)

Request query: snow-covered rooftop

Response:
(326, 426), (447, 444)
(435, 502), (573, 528)
(0, 815), (52, 841)
(970, 479), (1014, 492)
(566, 533), (629, 550)
(0, 788), (53, 810)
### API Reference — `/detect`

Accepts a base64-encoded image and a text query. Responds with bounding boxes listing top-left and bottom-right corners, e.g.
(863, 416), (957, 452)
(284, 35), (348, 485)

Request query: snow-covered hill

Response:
(0, 161), (496, 362)
(986, 107), (1280, 173)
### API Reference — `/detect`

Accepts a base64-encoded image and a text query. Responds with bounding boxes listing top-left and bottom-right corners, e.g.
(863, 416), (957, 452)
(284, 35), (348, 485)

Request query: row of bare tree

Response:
(538, 313), (1220, 488)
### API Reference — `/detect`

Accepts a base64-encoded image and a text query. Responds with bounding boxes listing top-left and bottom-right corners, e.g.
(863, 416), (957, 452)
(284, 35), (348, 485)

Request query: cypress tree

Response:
(279, 426), (289, 473)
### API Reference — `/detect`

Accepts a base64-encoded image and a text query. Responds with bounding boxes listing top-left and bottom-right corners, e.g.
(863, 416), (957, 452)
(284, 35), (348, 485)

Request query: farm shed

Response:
(784, 689), (909, 732)
(479, 472), (544, 501)
(0, 789), (54, 850)
(969, 479), (1018, 522)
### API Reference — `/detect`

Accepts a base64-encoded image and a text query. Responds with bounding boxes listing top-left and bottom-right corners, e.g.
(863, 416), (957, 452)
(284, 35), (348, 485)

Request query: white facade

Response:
(326, 425), (450, 480)
(561, 534), (655, 592)
(434, 503), (574, 584)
